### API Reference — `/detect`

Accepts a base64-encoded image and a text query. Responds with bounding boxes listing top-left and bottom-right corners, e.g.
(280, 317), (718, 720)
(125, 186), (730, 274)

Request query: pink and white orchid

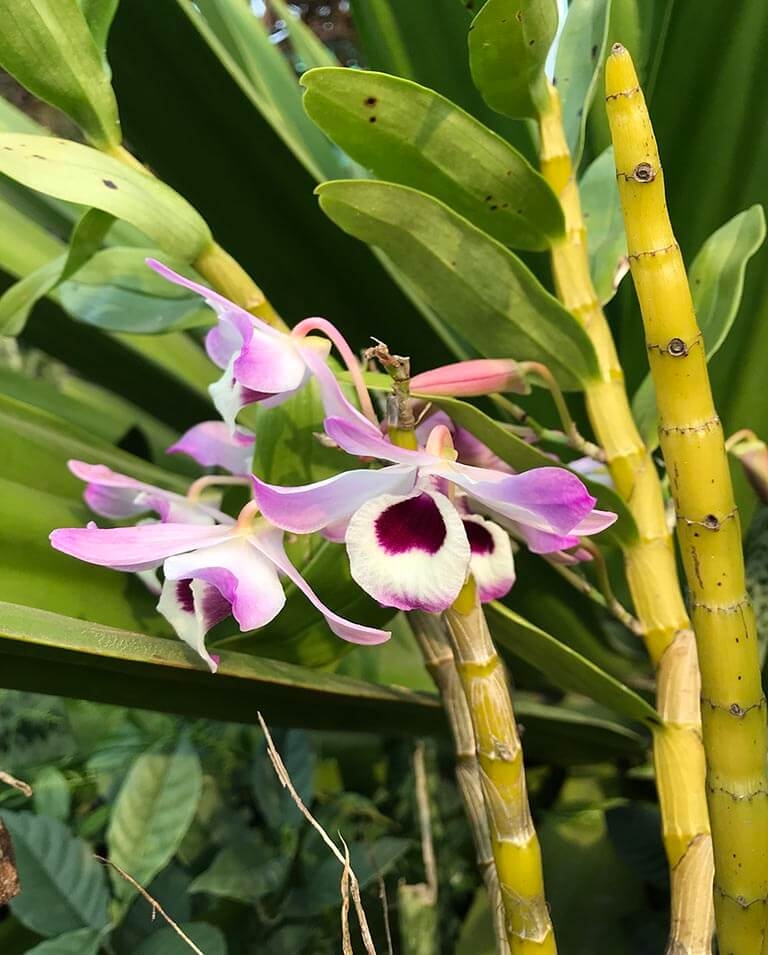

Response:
(51, 461), (389, 672)
(252, 414), (615, 613)
(169, 421), (256, 476)
(147, 260), (376, 431)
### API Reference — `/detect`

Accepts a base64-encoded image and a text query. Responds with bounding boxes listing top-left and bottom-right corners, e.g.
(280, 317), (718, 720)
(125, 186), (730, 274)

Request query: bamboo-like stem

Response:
(410, 611), (510, 955)
(537, 82), (713, 954)
(605, 44), (768, 954)
(442, 580), (556, 954)
(105, 144), (286, 330)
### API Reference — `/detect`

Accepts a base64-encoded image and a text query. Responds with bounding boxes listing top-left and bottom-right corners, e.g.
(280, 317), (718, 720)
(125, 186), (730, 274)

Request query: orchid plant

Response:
(1, 1), (767, 953)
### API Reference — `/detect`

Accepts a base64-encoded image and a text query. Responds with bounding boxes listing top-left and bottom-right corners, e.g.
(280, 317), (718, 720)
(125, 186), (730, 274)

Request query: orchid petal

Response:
(68, 460), (223, 525)
(50, 522), (233, 572)
(571, 509), (617, 536)
(157, 576), (231, 672)
(252, 526), (390, 645)
(233, 327), (308, 394)
(345, 489), (470, 612)
(168, 421), (256, 476)
(324, 415), (433, 465)
(252, 464), (418, 534)
(448, 465), (601, 534)
(163, 537), (286, 633)
(147, 258), (281, 340)
(205, 317), (244, 369)
(462, 515), (516, 602)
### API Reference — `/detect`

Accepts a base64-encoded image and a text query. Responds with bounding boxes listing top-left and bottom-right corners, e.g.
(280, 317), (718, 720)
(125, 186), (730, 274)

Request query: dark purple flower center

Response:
(463, 519), (495, 555)
(176, 579), (195, 613)
(375, 493), (447, 555)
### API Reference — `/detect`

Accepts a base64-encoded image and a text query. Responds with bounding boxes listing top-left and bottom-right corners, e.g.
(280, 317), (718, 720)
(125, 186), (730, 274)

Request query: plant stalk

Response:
(538, 82), (713, 954)
(410, 611), (510, 955)
(442, 579), (556, 954)
(605, 44), (768, 954)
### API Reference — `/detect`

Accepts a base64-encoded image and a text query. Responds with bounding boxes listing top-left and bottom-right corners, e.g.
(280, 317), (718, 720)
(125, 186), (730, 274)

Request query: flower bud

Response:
(411, 359), (529, 397)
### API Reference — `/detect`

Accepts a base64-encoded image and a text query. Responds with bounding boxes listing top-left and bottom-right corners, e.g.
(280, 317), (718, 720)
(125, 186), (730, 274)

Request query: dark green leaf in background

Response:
(468, 0), (558, 119)
(317, 179), (599, 390)
(580, 146), (626, 305)
(107, 735), (203, 901)
(3, 811), (110, 937)
(302, 68), (563, 251)
(134, 923), (226, 955)
(24, 928), (102, 955)
(0, 0), (120, 147)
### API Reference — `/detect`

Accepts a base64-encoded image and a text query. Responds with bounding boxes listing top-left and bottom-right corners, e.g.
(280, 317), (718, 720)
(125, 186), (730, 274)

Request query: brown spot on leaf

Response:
(368, 116), (377, 123)
(103, 179), (118, 189)
(364, 96), (377, 107)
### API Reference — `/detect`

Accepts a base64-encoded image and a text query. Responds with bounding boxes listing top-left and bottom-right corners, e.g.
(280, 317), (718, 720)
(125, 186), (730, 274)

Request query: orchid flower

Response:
(51, 461), (389, 672)
(169, 421), (256, 476)
(147, 260), (376, 431)
(252, 413), (616, 613)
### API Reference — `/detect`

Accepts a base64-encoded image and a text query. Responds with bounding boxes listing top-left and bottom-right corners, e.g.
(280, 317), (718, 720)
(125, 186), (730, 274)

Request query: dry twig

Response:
(0, 771), (32, 798)
(94, 856), (204, 955)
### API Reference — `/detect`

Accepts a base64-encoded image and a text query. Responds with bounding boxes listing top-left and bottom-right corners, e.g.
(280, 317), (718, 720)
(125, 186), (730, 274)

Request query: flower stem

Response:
(292, 316), (378, 425)
(410, 612), (510, 955)
(443, 579), (556, 954)
(606, 44), (768, 954)
(538, 80), (713, 954)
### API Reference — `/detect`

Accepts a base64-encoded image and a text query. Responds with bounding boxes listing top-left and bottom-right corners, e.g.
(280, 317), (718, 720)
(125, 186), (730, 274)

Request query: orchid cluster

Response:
(50, 262), (615, 671)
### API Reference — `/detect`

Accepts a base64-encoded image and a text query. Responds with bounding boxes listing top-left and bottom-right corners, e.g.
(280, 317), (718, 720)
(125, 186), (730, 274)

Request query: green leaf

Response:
(32, 767), (71, 822)
(58, 247), (213, 334)
(302, 68), (563, 251)
(632, 205), (766, 447)
(24, 928), (101, 955)
(580, 146), (627, 305)
(0, 135), (211, 261)
(134, 923), (226, 955)
(745, 506), (768, 668)
(190, 831), (290, 903)
(0, 208), (114, 336)
(423, 394), (638, 546)
(468, 0), (558, 119)
(554, 0), (612, 166)
(107, 735), (203, 901)
(0, 692), (75, 774)
(78, 0), (119, 64)
(317, 179), (599, 390)
(0, 601), (445, 735)
(0, 0), (119, 147)
(486, 601), (659, 726)
(3, 811), (110, 936)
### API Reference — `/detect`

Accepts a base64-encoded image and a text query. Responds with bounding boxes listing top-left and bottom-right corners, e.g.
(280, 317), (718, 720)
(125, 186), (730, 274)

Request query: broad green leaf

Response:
(58, 247), (213, 334)
(32, 767), (71, 822)
(422, 394), (638, 545)
(605, 802), (668, 889)
(114, 864), (192, 952)
(0, 193), (64, 278)
(78, 0), (120, 64)
(302, 68), (563, 251)
(486, 601), (659, 725)
(456, 889), (496, 955)
(134, 923), (226, 955)
(107, 735), (203, 901)
(0, 692), (75, 774)
(24, 928), (101, 955)
(554, 0), (612, 166)
(632, 205), (766, 446)
(0, 208), (114, 336)
(468, 0), (558, 119)
(190, 831), (290, 903)
(0, 601), (445, 735)
(3, 811), (110, 936)
(0, 135), (211, 261)
(0, 0), (119, 148)
(317, 180), (599, 390)
(580, 146), (627, 304)
(269, 0), (339, 70)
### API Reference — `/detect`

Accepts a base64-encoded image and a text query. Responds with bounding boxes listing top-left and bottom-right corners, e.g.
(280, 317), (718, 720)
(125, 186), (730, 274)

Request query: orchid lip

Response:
(375, 492), (447, 555)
